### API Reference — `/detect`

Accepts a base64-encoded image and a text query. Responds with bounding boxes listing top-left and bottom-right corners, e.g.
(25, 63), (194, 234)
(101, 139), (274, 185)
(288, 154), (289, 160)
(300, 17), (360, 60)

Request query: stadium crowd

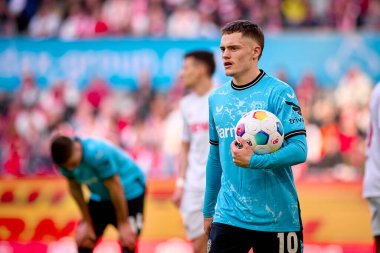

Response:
(0, 0), (378, 181)
(0, 0), (379, 39)
(0, 65), (374, 181)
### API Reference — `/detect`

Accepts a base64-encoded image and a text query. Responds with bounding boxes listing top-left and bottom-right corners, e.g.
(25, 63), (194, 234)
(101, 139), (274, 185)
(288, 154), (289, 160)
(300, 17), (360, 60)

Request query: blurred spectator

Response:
(311, 93), (341, 166)
(364, 0), (380, 29)
(2, 128), (25, 177)
(147, 3), (166, 37)
(85, 0), (108, 36)
(296, 71), (318, 121)
(59, 1), (95, 40)
(83, 76), (109, 113)
(0, 91), (12, 118)
(308, 0), (330, 27)
(0, 92), (12, 171)
(281, 0), (310, 27)
(18, 71), (39, 108)
(14, 104), (47, 144)
(309, 126), (343, 173)
(28, 0), (62, 38)
(198, 12), (220, 38)
(337, 105), (366, 179)
(326, 0), (364, 32)
(266, 0), (283, 31)
(217, 0), (242, 25)
(135, 71), (155, 120)
(129, 0), (149, 36)
(334, 67), (373, 109)
(167, 4), (200, 38)
(8, 0), (40, 33)
(1, 0), (379, 38)
(101, 0), (131, 35)
(245, 1), (266, 28)
(305, 123), (322, 165)
(39, 80), (79, 124)
(0, 0), (16, 35)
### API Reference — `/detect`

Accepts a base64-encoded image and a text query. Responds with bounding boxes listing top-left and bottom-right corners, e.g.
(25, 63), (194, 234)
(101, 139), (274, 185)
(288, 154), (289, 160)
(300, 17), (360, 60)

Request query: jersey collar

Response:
(231, 69), (265, 90)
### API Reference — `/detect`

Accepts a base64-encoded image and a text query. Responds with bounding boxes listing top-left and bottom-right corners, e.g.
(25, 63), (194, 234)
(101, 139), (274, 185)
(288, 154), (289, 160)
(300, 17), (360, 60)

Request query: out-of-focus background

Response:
(0, 0), (379, 252)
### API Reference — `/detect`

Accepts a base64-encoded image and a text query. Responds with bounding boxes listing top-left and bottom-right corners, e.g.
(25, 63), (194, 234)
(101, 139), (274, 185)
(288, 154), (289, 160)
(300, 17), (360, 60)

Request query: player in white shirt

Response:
(172, 50), (215, 253)
(364, 82), (380, 253)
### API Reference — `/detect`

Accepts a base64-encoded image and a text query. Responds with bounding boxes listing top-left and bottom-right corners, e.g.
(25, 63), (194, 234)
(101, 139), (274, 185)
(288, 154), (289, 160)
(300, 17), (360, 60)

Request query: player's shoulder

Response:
(180, 92), (197, 106)
(209, 82), (230, 100)
(80, 137), (102, 147)
(81, 138), (118, 164)
(263, 73), (293, 91)
(80, 137), (111, 154)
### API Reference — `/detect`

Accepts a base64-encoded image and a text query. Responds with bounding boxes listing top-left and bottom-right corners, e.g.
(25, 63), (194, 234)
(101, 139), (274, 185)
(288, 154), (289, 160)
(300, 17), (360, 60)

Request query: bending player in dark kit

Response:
(50, 135), (146, 253)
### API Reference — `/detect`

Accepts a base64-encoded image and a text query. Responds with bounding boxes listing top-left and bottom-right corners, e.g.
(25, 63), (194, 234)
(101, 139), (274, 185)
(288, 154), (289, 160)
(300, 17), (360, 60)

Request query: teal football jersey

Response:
(207, 70), (306, 232)
(60, 138), (145, 201)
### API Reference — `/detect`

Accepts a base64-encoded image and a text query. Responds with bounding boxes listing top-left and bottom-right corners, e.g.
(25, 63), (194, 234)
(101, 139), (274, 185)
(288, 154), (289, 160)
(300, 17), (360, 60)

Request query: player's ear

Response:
(252, 45), (261, 60)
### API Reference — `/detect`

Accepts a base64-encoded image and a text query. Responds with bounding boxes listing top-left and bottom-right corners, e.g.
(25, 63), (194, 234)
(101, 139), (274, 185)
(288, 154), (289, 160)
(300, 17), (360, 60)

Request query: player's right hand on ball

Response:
(231, 137), (254, 168)
(76, 221), (96, 248)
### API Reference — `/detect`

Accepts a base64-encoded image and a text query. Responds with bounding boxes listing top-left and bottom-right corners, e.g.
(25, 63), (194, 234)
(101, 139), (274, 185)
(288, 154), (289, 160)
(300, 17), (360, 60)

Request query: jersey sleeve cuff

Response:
(284, 129), (306, 140)
(209, 139), (219, 146)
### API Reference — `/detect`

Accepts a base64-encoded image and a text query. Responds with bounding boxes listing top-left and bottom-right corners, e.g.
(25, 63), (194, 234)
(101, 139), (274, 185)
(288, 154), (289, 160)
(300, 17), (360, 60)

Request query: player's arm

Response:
(172, 141), (190, 207)
(231, 134), (307, 169)
(172, 100), (191, 207)
(103, 175), (136, 250)
(68, 179), (93, 226)
(249, 134), (307, 169)
(247, 84), (307, 169)
(68, 178), (96, 247)
(178, 141), (190, 181)
(86, 143), (136, 249)
(203, 141), (222, 234)
(103, 175), (128, 226)
(203, 99), (222, 234)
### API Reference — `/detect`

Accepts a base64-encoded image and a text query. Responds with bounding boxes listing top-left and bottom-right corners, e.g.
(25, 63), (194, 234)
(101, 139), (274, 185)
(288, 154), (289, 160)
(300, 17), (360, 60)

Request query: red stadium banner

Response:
(0, 177), (374, 253)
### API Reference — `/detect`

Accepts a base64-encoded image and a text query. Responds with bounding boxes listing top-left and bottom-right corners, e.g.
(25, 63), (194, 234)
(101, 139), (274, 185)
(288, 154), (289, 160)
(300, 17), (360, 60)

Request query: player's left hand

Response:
(118, 222), (137, 250)
(230, 136), (254, 168)
(76, 221), (96, 249)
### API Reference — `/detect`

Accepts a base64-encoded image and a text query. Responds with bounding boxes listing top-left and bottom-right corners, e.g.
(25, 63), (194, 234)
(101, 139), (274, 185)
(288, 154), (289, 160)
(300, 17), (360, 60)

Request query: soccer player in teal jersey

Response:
(50, 135), (145, 253)
(203, 20), (307, 253)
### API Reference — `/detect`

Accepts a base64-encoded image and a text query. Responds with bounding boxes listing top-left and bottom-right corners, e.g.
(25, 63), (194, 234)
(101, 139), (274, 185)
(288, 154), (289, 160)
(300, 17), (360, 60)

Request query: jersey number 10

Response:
(277, 232), (299, 253)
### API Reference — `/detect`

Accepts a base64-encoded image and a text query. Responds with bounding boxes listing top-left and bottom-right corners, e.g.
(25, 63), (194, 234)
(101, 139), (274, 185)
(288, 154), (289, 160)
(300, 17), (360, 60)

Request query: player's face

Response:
(220, 32), (259, 78)
(180, 57), (201, 89)
(62, 143), (82, 170)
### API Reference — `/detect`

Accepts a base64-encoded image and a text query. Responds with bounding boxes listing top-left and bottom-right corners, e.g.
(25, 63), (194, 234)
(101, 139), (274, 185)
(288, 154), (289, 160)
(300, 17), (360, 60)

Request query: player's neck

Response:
(193, 78), (212, 96)
(232, 68), (261, 86)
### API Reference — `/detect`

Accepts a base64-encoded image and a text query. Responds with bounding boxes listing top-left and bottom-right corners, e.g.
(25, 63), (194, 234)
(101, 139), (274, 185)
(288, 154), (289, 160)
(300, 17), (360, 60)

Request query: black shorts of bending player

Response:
(88, 193), (144, 238)
(78, 193), (144, 253)
(208, 222), (303, 253)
